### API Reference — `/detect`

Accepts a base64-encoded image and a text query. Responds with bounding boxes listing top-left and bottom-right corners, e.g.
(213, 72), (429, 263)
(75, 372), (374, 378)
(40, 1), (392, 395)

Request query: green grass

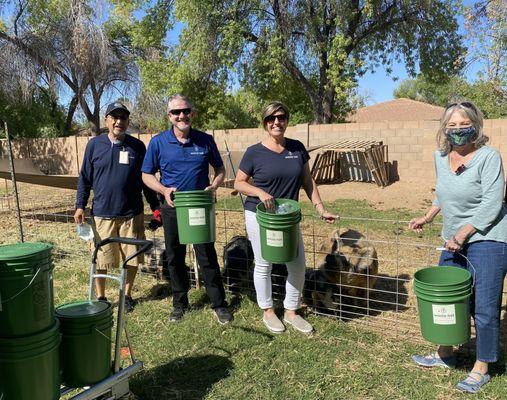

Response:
(53, 252), (507, 400)
(217, 196), (443, 239)
(2, 195), (504, 399)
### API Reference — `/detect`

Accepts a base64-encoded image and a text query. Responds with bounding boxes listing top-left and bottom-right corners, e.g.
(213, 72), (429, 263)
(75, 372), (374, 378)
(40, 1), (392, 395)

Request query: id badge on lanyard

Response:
(119, 147), (129, 165)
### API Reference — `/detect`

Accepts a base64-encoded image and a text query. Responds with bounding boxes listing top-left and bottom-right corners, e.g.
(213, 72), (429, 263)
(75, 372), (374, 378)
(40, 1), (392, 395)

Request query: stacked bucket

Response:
(256, 198), (301, 263)
(56, 300), (114, 387)
(174, 190), (216, 244)
(413, 266), (472, 345)
(0, 242), (60, 400)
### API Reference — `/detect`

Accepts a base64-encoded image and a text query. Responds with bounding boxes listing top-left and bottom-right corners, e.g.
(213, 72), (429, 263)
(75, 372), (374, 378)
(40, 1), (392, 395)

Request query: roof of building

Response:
(347, 98), (444, 122)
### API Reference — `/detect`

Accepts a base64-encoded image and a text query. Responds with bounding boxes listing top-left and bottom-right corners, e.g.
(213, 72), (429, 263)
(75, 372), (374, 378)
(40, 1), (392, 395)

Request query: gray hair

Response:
(261, 101), (290, 130)
(436, 101), (489, 155)
(166, 94), (194, 114)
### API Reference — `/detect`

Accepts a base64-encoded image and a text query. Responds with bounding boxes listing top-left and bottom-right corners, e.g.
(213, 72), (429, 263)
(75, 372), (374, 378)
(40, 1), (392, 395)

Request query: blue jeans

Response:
(439, 240), (507, 362)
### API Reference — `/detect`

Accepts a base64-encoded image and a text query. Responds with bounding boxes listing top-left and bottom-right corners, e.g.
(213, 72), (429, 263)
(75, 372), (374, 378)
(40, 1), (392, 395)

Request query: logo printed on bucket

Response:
(432, 304), (456, 325)
(266, 230), (284, 247)
(188, 208), (206, 226)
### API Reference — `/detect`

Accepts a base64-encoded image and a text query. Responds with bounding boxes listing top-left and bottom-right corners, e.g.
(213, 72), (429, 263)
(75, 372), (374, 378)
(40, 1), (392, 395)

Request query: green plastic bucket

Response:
(256, 199), (301, 263)
(413, 266), (472, 345)
(0, 320), (60, 400)
(174, 190), (216, 244)
(56, 300), (113, 387)
(0, 242), (55, 337)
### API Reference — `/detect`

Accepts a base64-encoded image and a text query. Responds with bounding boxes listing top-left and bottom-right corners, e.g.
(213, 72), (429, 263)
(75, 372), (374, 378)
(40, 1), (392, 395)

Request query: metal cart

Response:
(61, 237), (153, 400)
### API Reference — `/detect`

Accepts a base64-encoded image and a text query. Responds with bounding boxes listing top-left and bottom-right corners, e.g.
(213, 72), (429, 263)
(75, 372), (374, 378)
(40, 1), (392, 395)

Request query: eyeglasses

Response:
(445, 102), (475, 111)
(168, 108), (192, 116)
(108, 114), (129, 121)
(264, 114), (287, 123)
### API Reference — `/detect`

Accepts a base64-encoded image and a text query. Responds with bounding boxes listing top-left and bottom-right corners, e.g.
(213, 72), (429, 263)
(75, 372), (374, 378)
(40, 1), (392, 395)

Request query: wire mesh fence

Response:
(1, 180), (507, 350)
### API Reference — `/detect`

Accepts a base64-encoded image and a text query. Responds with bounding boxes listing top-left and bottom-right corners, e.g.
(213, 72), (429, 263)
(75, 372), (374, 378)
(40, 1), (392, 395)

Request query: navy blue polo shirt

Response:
(76, 133), (158, 218)
(141, 127), (224, 191)
(238, 138), (310, 212)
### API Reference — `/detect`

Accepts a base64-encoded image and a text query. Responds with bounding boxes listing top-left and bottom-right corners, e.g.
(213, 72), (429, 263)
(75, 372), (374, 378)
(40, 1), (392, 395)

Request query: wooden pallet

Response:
(311, 140), (389, 187)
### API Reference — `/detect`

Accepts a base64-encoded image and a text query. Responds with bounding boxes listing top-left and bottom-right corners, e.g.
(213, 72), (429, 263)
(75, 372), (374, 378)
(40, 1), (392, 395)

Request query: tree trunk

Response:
(89, 113), (101, 136)
(64, 95), (79, 134)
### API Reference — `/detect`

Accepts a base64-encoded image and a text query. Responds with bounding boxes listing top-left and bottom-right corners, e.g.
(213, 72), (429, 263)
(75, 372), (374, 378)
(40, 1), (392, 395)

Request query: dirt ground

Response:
(311, 179), (435, 211)
(220, 179), (435, 212)
(2, 176), (435, 214)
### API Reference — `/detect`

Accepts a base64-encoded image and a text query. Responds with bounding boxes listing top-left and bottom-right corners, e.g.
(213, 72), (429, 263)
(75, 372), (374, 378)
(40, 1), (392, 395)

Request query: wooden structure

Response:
(310, 140), (389, 187)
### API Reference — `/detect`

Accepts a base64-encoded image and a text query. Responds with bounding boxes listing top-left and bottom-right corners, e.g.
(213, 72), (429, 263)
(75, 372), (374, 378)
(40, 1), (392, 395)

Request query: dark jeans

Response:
(439, 240), (507, 362)
(161, 205), (227, 310)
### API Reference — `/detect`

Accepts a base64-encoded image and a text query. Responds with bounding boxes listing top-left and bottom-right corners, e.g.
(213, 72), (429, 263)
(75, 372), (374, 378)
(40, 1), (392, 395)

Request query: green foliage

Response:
(394, 75), (507, 118)
(126, 0), (465, 126)
(0, 91), (66, 139)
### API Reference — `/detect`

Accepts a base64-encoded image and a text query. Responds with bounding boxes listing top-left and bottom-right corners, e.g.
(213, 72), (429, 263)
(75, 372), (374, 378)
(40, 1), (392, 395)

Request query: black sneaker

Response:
(97, 296), (108, 302)
(169, 307), (186, 322)
(124, 296), (135, 313)
(214, 307), (233, 325)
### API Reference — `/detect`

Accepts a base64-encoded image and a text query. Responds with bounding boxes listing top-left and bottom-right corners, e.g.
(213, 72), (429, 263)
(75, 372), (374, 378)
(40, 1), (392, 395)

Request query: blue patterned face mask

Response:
(445, 126), (477, 146)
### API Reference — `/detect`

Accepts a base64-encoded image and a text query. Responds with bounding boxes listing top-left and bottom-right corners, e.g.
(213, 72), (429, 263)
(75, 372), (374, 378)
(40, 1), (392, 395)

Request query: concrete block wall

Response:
(1, 119), (506, 182)
(208, 119), (507, 181)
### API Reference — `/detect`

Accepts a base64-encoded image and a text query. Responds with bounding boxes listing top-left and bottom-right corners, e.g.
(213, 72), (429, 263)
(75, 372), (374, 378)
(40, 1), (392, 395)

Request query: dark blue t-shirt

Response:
(141, 128), (224, 191)
(238, 138), (310, 212)
(76, 134), (158, 218)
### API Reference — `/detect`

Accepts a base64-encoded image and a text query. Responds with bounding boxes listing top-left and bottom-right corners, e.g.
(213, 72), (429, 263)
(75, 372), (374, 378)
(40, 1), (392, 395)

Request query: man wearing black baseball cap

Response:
(75, 101), (159, 312)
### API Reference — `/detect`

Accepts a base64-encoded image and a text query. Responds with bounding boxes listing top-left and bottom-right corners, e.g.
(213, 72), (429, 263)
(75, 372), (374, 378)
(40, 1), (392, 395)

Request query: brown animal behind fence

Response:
(303, 228), (378, 316)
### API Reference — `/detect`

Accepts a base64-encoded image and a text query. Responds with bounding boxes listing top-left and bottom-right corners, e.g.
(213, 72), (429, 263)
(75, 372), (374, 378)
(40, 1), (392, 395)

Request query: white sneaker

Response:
(283, 313), (313, 334)
(262, 313), (285, 333)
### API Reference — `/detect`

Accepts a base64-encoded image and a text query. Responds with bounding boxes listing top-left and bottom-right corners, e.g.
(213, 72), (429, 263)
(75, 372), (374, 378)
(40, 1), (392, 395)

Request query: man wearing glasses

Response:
(142, 94), (232, 324)
(75, 102), (159, 312)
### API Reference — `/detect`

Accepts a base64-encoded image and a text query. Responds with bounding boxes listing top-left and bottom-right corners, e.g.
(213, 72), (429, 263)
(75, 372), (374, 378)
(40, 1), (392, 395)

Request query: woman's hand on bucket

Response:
(259, 191), (275, 212)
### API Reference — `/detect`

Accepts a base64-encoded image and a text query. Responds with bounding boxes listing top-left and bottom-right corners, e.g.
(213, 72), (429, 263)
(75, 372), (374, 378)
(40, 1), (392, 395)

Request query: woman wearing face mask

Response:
(234, 101), (338, 335)
(408, 101), (507, 393)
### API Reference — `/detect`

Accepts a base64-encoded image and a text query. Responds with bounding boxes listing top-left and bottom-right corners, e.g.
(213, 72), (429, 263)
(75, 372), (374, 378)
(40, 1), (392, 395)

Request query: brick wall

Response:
(1, 119), (506, 182)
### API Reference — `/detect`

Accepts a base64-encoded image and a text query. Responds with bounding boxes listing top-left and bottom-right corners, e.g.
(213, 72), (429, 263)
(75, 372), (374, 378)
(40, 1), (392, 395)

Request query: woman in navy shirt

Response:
(234, 102), (338, 334)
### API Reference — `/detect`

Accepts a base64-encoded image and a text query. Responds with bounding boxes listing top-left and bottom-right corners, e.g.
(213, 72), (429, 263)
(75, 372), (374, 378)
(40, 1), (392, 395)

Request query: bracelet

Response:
(451, 236), (463, 247)
(313, 202), (323, 208)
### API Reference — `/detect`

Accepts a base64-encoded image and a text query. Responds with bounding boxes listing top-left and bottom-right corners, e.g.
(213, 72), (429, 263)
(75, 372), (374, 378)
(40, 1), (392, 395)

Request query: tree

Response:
(394, 75), (506, 118)
(134, 0), (465, 124)
(0, 89), (67, 139)
(0, 0), (137, 135)
(463, 0), (506, 103)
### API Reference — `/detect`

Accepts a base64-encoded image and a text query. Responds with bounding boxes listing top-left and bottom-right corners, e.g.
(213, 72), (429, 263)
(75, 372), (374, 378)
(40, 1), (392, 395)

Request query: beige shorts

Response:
(91, 213), (145, 269)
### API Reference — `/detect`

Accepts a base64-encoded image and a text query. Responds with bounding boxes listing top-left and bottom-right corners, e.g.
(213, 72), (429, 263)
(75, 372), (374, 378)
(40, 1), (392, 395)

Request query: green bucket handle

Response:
(0, 267), (41, 311)
(436, 247), (477, 287)
(93, 325), (113, 343)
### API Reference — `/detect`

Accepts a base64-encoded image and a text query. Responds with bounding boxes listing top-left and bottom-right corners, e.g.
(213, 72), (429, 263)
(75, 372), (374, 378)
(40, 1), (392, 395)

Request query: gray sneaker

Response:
(283, 313), (313, 334)
(262, 313), (285, 333)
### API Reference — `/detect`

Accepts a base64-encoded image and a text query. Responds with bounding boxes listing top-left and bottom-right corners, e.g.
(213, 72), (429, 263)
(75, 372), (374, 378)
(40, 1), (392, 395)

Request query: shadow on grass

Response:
(131, 354), (233, 399)
(453, 303), (507, 378)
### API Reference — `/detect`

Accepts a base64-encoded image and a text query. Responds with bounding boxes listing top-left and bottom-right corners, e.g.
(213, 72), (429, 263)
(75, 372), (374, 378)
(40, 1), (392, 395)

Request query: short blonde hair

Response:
(436, 101), (488, 155)
(261, 101), (290, 130)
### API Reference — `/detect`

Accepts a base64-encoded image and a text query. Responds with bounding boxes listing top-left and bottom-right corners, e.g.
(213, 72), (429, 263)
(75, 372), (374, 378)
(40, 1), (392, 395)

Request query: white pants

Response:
(244, 210), (306, 310)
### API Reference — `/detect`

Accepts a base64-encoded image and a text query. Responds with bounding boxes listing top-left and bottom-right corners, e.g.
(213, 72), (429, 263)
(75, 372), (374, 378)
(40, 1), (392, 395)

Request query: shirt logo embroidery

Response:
(285, 151), (298, 159)
(190, 145), (205, 155)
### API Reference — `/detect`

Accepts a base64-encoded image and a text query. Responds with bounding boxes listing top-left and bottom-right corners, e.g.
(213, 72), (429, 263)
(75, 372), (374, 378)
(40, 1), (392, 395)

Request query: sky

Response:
(0, 0), (486, 109)
(357, 0), (482, 104)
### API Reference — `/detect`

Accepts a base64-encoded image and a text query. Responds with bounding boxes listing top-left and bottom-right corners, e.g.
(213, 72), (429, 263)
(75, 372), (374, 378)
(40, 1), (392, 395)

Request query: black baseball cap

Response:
(105, 102), (130, 117)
